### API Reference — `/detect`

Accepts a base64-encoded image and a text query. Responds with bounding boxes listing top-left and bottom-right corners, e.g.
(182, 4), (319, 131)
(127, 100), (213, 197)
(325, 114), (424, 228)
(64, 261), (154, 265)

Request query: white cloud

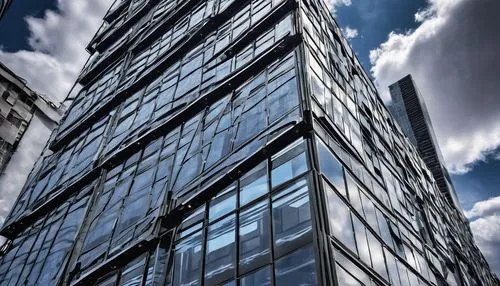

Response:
(0, 0), (113, 103)
(370, 0), (500, 174)
(465, 196), (500, 220)
(465, 196), (500, 275)
(324, 0), (352, 14)
(0, 0), (113, 226)
(343, 26), (359, 39)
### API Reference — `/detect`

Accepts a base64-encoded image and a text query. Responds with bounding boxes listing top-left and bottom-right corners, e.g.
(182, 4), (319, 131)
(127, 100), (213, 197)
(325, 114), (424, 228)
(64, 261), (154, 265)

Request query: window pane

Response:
(397, 260), (411, 286)
(366, 232), (388, 280)
(318, 142), (346, 196)
(219, 280), (236, 286)
(325, 184), (356, 253)
(209, 186), (236, 222)
(205, 215), (236, 285)
(336, 264), (363, 286)
(240, 163), (268, 207)
(352, 215), (371, 266)
(274, 245), (317, 286)
(347, 183), (364, 216)
(271, 153), (307, 188)
(272, 183), (312, 256)
(173, 231), (203, 286)
(334, 250), (371, 286)
(376, 209), (393, 248)
(384, 248), (401, 286)
(239, 201), (271, 274)
(240, 266), (272, 286)
(360, 192), (379, 233)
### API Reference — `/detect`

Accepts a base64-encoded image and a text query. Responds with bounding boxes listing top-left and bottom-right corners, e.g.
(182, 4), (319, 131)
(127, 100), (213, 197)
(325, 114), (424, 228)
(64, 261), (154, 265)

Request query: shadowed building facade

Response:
(0, 62), (62, 176)
(0, 0), (496, 285)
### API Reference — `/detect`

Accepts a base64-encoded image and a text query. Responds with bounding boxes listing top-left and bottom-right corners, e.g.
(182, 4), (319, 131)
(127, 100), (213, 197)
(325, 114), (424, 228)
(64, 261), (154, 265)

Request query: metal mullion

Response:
(267, 157), (276, 286)
(234, 179), (241, 284)
(139, 249), (152, 286)
(306, 132), (337, 286)
(199, 204), (209, 286)
(62, 171), (108, 285)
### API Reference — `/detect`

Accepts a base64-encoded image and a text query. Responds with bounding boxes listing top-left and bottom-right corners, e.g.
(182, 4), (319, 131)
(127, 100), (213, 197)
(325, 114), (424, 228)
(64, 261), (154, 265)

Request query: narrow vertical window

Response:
(205, 215), (236, 285)
(272, 180), (312, 256)
(239, 201), (271, 274)
(318, 141), (346, 197)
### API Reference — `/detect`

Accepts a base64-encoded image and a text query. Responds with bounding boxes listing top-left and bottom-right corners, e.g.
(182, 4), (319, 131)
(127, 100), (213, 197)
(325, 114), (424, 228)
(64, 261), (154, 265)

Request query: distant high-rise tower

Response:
(0, 1), (496, 285)
(388, 75), (460, 208)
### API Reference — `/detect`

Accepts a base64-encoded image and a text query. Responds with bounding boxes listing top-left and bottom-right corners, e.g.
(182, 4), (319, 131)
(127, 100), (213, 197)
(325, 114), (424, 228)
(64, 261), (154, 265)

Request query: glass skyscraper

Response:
(0, 0), (496, 285)
(388, 75), (460, 209)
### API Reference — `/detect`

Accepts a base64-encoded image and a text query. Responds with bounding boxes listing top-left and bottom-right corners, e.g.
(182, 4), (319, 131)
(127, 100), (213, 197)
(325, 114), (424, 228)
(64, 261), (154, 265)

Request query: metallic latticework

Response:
(0, 0), (496, 285)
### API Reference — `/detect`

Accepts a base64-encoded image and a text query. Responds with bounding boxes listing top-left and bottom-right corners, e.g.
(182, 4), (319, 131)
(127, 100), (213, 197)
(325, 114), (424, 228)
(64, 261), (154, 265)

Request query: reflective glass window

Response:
(318, 141), (346, 196)
(173, 231), (203, 286)
(366, 232), (388, 280)
(334, 250), (372, 286)
(272, 180), (312, 256)
(240, 162), (268, 207)
(239, 201), (271, 274)
(209, 185), (237, 222)
(205, 215), (236, 285)
(352, 215), (371, 266)
(336, 264), (363, 286)
(271, 146), (307, 187)
(240, 266), (272, 286)
(384, 248), (402, 286)
(274, 245), (317, 286)
(325, 184), (356, 253)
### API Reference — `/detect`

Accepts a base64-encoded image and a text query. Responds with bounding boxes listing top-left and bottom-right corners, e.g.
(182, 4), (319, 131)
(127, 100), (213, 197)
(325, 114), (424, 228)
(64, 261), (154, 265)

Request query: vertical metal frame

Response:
(304, 130), (338, 286)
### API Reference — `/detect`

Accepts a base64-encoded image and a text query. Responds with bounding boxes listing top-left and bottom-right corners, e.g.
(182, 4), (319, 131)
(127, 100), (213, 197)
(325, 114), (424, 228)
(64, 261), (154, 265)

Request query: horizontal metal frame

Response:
(70, 237), (159, 285)
(0, 168), (101, 239)
(70, 115), (314, 285)
(80, 0), (202, 84)
(103, 0), (130, 24)
(101, 33), (302, 169)
(50, 0), (294, 152)
(78, 38), (131, 86)
(5, 33), (301, 240)
(132, 0), (203, 54)
(89, 0), (161, 56)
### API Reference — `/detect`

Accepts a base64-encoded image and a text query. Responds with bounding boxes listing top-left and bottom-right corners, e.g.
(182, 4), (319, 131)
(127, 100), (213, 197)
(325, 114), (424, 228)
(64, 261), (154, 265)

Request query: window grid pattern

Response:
(0, 182), (94, 286)
(301, 3), (362, 157)
(56, 62), (123, 138)
(70, 52), (300, 280)
(72, 131), (179, 278)
(120, 0), (287, 94)
(104, 13), (294, 155)
(169, 140), (317, 286)
(5, 116), (110, 224)
(120, 0), (227, 90)
(318, 127), (444, 286)
(0, 0), (496, 285)
(90, 0), (149, 50)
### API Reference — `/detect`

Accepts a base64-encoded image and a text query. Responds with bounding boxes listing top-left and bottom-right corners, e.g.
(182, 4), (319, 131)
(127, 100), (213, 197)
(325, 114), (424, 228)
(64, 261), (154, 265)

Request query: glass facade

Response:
(0, 0), (496, 285)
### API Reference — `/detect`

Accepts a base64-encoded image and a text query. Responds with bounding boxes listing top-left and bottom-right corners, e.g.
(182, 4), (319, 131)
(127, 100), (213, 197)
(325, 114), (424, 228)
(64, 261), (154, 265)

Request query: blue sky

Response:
(0, 0), (57, 52)
(336, 0), (425, 70)
(0, 0), (499, 276)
